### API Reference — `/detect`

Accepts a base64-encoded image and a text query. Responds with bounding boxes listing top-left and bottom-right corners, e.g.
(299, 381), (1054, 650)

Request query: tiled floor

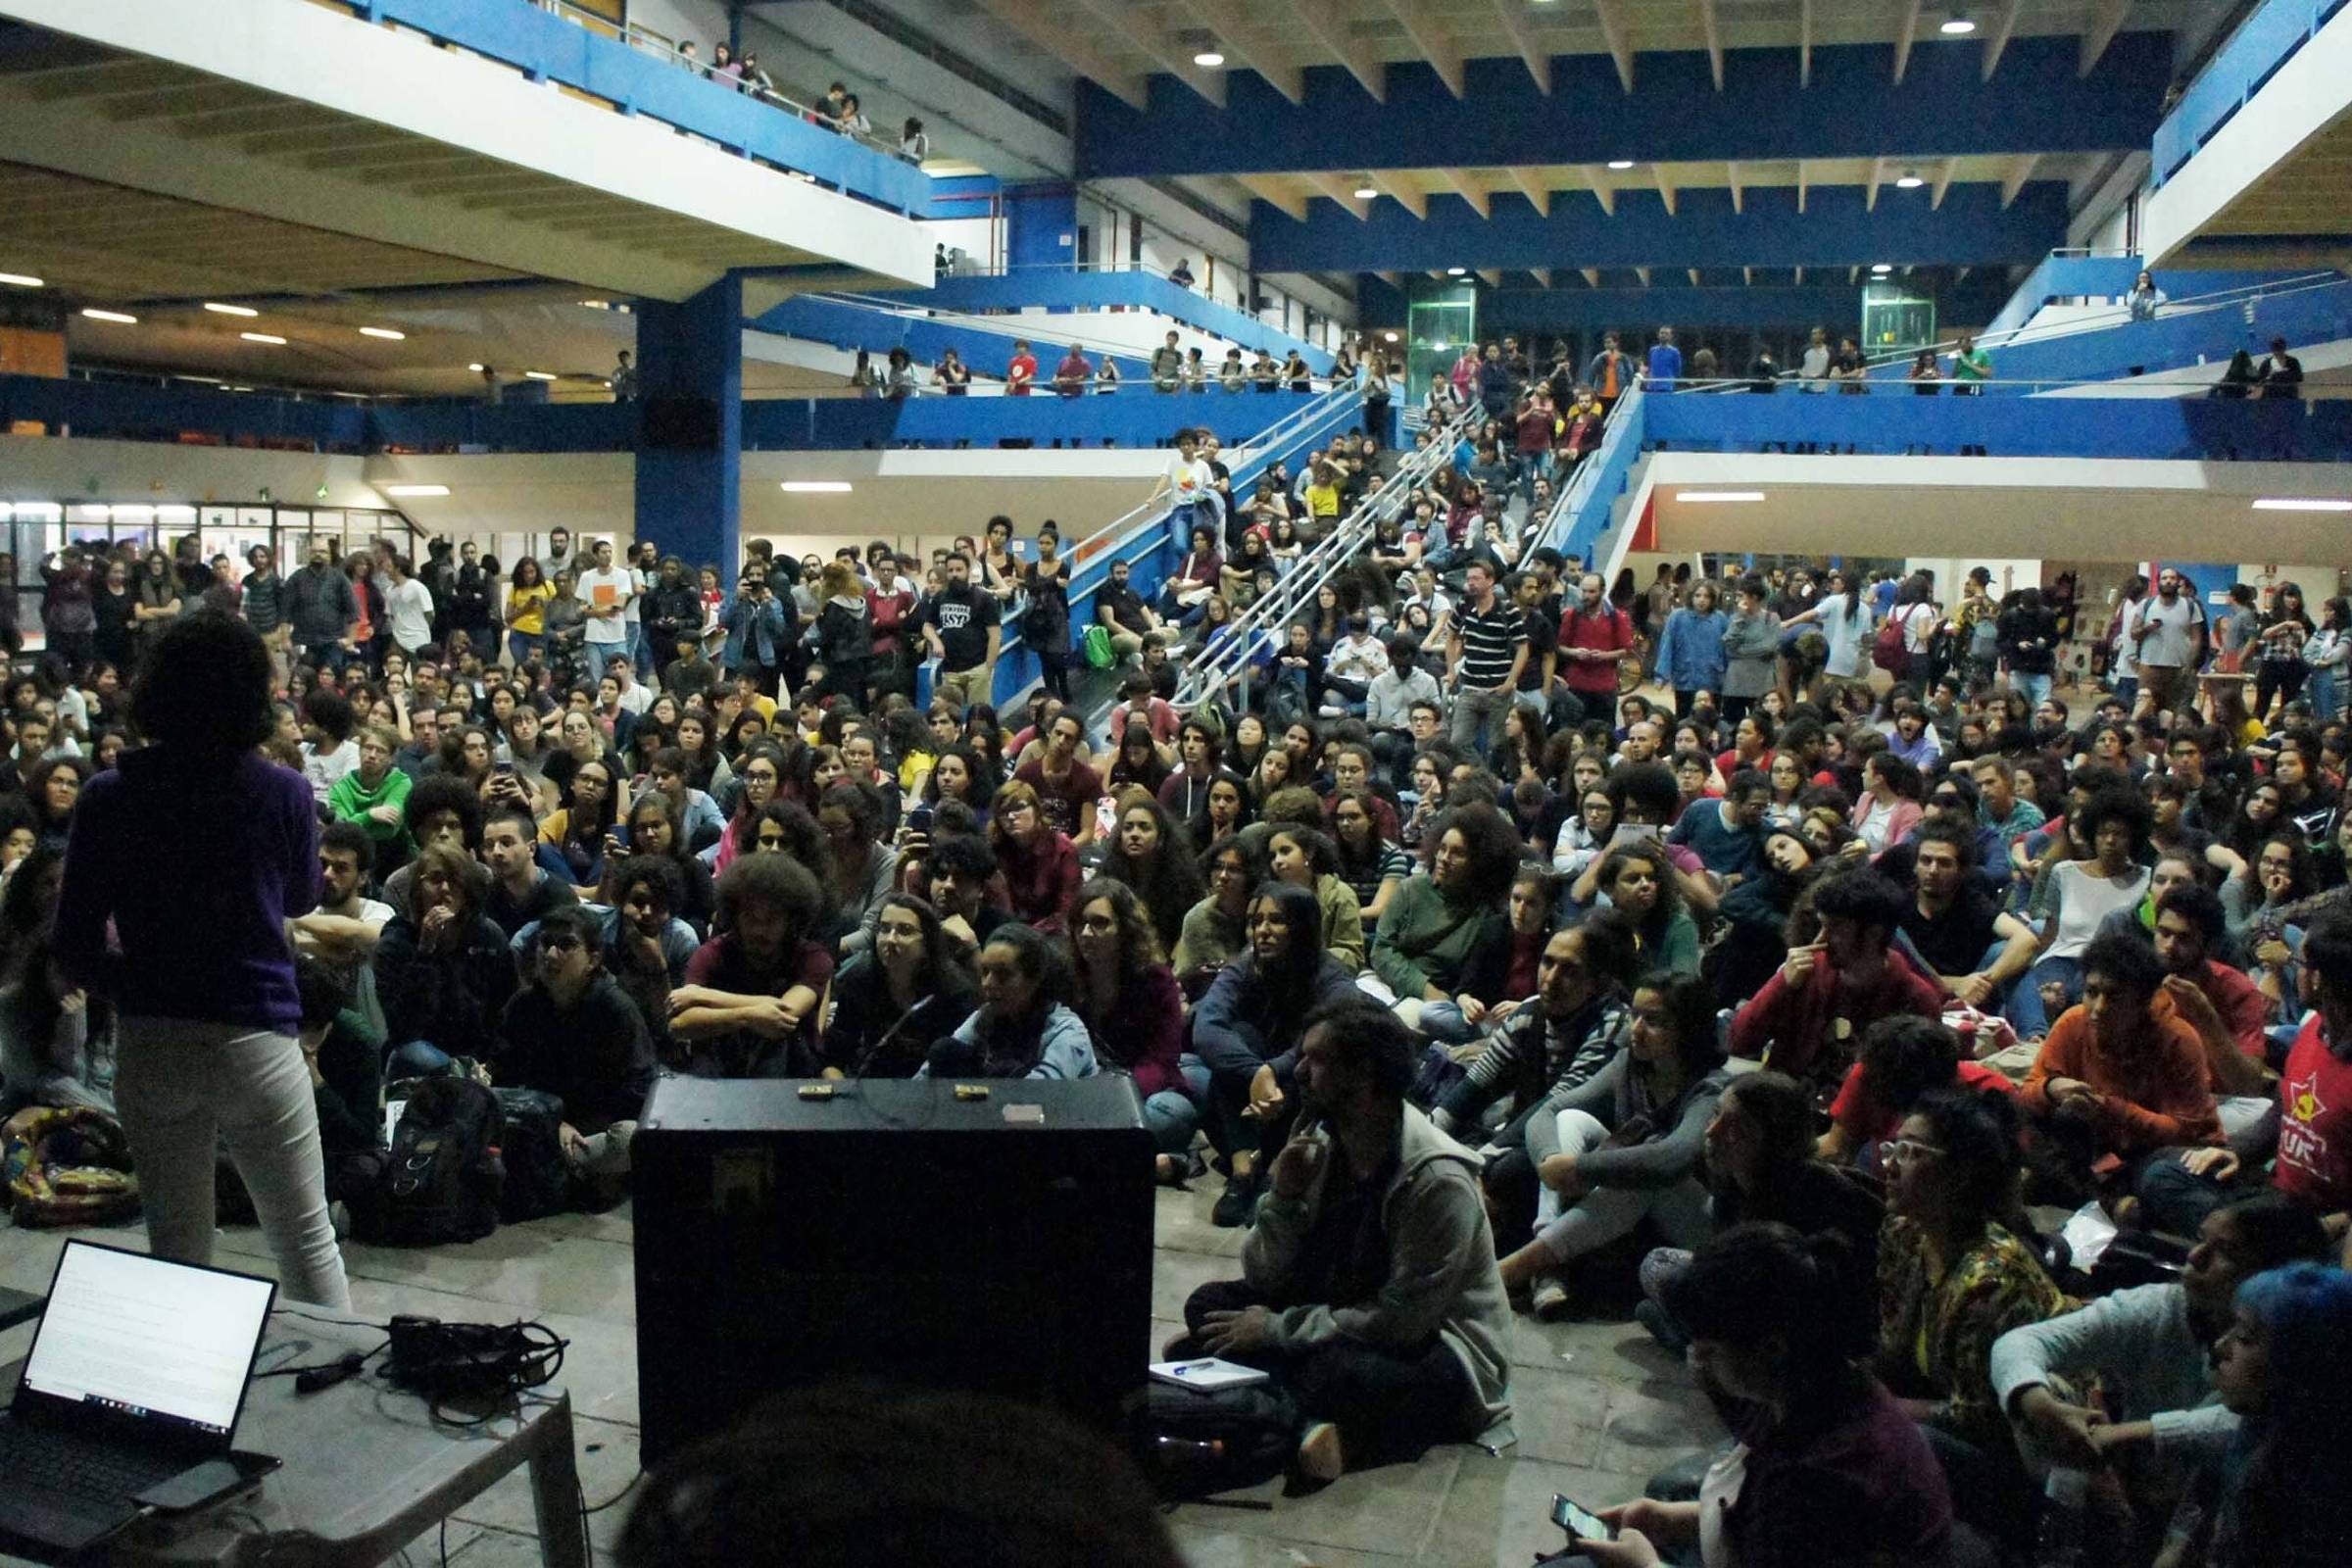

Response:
(0, 1181), (1724, 1568)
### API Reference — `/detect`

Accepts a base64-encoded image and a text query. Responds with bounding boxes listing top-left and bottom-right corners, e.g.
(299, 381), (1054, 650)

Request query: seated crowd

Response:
(16, 502), (2352, 1567)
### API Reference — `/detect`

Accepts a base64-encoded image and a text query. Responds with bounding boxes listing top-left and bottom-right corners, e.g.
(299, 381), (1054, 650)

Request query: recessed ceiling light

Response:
(1895, 171), (1924, 189)
(2252, 498), (2352, 512)
(0, 272), (44, 288)
(360, 326), (406, 340)
(79, 308), (137, 324)
(1675, 491), (1767, 503)
(1940, 18), (1978, 34)
(467, 363), (486, 372)
(204, 302), (259, 318)
(1606, 160), (1635, 171)
(1446, 267), (1466, 276)
(1193, 50), (1224, 67)
(780, 480), (854, 494)
(1354, 183), (1378, 199)
(523, 369), (559, 381)
(1872, 263), (1893, 273)
(239, 331), (287, 345)
(1382, 330), (1399, 342)
(383, 484), (452, 498)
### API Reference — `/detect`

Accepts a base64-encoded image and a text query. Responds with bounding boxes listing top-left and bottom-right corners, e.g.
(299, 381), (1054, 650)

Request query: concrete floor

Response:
(0, 1179), (1724, 1568)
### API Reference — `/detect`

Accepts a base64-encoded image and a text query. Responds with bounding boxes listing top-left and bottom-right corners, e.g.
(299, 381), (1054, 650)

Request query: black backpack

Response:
(362, 1078), (505, 1247)
(493, 1088), (574, 1223)
(1142, 1379), (1298, 1499)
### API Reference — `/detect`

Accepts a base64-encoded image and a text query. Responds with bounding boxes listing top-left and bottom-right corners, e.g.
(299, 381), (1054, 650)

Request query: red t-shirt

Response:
(1013, 757), (1103, 840)
(2276, 1013), (2352, 1209)
(1830, 1058), (2019, 1145)
(1007, 353), (1037, 394)
(1558, 604), (1634, 697)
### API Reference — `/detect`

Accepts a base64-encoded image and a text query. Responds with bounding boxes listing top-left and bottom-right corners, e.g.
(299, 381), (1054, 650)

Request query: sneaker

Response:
(1211, 1170), (1261, 1228)
(1529, 1276), (1571, 1320)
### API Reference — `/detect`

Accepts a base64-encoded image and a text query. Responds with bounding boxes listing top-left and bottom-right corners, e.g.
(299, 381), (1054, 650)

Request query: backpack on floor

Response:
(1142, 1378), (1299, 1499)
(362, 1077), (505, 1247)
(493, 1088), (574, 1223)
(3, 1105), (139, 1228)
(1081, 623), (1117, 669)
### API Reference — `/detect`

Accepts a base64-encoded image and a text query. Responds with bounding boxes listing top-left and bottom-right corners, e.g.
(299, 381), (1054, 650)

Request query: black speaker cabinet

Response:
(631, 1075), (1155, 1464)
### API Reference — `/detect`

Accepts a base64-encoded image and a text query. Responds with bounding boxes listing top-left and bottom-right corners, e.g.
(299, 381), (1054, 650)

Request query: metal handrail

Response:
(1858, 270), (2350, 370)
(1537, 384), (1644, 557)
(813, 290), (1348, 375)
(1175, 401), (1480, 705)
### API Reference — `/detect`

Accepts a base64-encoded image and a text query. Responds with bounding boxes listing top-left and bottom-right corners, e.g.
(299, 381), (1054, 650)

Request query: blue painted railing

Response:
(346, 0), (928, 213)
(0, 375), (1344, 456)
(872, 270), (1334, 370)
(1544, 386), (1650, 572)
(2153, 0), (2351, 185)
(1642, 391), (2352, 463)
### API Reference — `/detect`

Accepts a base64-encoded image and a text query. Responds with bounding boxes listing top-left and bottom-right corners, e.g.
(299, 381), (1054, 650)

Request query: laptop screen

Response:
(22, 1243), (276, 1439)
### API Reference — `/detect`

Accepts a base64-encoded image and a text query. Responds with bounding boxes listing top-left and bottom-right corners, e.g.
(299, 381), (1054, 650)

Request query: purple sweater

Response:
(56, 748), (318, 1036)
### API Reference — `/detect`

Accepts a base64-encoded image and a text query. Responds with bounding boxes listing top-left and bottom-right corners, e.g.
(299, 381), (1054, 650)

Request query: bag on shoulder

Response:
(3, 1105), (139, 1228)
(1871, 612), (1910, 675)
(492, 1088), (574, 1223)
(1081, 623), (1117, 669)
(1142, 1378), (1299, 1499)
(361, 1077), (505, 1247)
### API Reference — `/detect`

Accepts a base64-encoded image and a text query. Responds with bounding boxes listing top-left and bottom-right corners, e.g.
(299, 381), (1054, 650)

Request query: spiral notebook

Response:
(1148, 1357), (1272, 1393)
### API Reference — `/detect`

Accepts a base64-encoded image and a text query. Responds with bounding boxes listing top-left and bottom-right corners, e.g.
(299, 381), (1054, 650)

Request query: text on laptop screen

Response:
(24, 1245), (274, 1437)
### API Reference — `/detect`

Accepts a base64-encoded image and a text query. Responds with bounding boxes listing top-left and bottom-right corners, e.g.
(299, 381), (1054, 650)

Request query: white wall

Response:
(923, 217), (999, 270)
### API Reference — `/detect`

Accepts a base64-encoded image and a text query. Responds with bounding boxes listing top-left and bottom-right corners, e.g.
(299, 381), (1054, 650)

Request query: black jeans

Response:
(1174, 1278), (1479, 1464)
(1035, 644), (1072, 702)
(2254, 658), (2307, 720)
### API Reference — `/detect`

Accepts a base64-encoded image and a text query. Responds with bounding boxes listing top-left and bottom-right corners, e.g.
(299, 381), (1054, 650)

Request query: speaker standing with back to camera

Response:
(631, 1076), (1154, 1464)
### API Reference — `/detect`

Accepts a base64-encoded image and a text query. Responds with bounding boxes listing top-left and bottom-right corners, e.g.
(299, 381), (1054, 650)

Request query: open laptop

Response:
(0, 1240), (276, 1559)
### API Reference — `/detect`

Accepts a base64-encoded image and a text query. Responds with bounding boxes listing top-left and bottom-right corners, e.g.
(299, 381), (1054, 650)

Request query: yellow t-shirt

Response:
(1304, 483), (1342, 518)
(508, 582), (554, 636)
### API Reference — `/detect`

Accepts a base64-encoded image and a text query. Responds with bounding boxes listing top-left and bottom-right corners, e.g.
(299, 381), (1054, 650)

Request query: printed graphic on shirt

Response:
(2279, 1070), (2330, 1180)
(934, 600), (975, 631)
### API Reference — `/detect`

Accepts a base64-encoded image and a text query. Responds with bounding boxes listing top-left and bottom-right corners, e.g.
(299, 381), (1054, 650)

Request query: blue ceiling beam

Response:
(1075, 33), (2171, 178)
(1249, 182), (2069, 274)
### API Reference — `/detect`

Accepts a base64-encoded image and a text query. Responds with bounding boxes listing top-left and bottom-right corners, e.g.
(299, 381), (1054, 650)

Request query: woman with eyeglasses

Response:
(1872, 1088), (2065, 1552)
(987, 779), (1079, 933)
(1068, 879), (1199, 1181)
(539, 754), (625, 890)
(712, 741), (787, 874)
(1173, 835), (1257, 998)
(815, 780), (898, 957)
(1496, 972), (1729, 1316)
(1189, 879), (1357, 1227)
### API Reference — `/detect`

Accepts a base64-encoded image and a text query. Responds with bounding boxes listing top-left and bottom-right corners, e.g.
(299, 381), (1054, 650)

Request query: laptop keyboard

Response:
(0, 1424), (183, 1506)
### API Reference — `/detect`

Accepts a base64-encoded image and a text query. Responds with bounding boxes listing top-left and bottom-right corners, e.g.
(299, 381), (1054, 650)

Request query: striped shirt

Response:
(1455, 596), (1526, 689)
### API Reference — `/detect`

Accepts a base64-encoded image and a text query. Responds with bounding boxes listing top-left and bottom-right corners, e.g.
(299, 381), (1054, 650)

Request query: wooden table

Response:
(7, 1314), (589, 1568)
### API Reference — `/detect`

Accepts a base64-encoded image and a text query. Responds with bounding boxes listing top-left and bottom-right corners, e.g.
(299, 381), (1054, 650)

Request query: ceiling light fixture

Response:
(239, 331), (287, 345)
(0, 271), (44, 288)
(467, 363), (486, 372)
(523, 369), (559, 381)
(1895, 170), (1924, 189)
(79, 308), (137, 324)
(2252, 498), (2352, 512)
(1675, 491), (1767, 503)
(384, 484), (452, 498)
(1606, 160), (1635, 171)
(1872, 263), (1893, 273)
(780, 480), (854, 494)
(1446, 267), (1466, 276)
(1354, 182), (1378, 199)
(204, 302), (259, 318)
(1193, 50), (1224, 67)
(1382, 330), (1399, 342)
(1940, 17), (1978, 34)
(360, 326), (406, 340)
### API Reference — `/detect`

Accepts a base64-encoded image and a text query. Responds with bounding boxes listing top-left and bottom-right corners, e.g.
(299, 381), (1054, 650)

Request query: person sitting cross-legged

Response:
(376, 843), (517, 1078)
(1729, 868), (1941, 1094)
(497, 905), (656, 1203)
(1495, 971), (1732, 1317)
(1169, 999), (1511, 1482)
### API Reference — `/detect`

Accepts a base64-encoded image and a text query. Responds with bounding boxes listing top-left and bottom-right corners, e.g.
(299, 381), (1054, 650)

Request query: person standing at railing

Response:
(1950, 331), (1990, 396)
(2128, 270), (2167, 321)
(1168, 257), (1195, 290)
(1021, 528), (1074, 703)
(1150, 331), (1184, 394)
(2261, 336), (2304, 400)
(1584, 333), (1634, 417)
(1797, 326), (1831, 392)
(1218, 347), (1246, 392)
(898, 117), (928, 164)
(1053, 344), (1092, 399)
(915, 553), (1000, 713)
(1251, 350), (1282, 393)
(1644, 327), (1682, 393)
(1005, 340), (1037, 397)
(1182, 346), (1206, 393)
(1284, 351), (1314, 394)
(1094, 356), (1120, 396)
(1363, 355), (1394, 450)
(1514, 385), (1557, 503)
(932, 346), (970, 396)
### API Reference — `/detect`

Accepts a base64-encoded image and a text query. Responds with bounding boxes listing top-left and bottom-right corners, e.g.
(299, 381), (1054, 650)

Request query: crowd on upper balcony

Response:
(669, 31), (927, 163)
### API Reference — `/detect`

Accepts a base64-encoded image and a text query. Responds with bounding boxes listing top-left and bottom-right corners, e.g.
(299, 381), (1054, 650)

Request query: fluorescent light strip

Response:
(360, 326), (406, 340)
(240, 331), (287, 345)
(523, 369), (558, 381)
(79, 308), (137, 324)
(1606, 160), (1635, 171)
(779, 481), (853, 494)
(0, 272), (43, 288)
(383, 484), (451, 498)
(2252, 498), (2352, 512)
(1675, 491), (1767, 504)
(204, 302), (259, 317)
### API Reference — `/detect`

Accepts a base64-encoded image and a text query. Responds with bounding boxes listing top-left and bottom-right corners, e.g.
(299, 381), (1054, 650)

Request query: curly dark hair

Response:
(2075, 786), (2154, 861)
(1100, 794), (1203, 954)
(402, 773), (485, 850)
(1067, 877), (1164, 1007)
(713, 851), (824, 946)
(130, 612), (274, 758)
(1426, 801), (1521, 907)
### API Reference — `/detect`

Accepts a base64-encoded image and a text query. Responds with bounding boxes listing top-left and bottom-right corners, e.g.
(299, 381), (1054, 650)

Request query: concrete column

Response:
(633, 271), (742, 571)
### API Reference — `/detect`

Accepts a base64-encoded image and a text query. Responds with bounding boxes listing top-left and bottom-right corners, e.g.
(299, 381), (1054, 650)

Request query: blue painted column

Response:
(633, 272), (742, 572)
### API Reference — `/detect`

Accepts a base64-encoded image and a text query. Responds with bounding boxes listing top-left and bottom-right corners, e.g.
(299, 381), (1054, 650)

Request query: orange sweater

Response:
(2021, 1004), (2222, 1155)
